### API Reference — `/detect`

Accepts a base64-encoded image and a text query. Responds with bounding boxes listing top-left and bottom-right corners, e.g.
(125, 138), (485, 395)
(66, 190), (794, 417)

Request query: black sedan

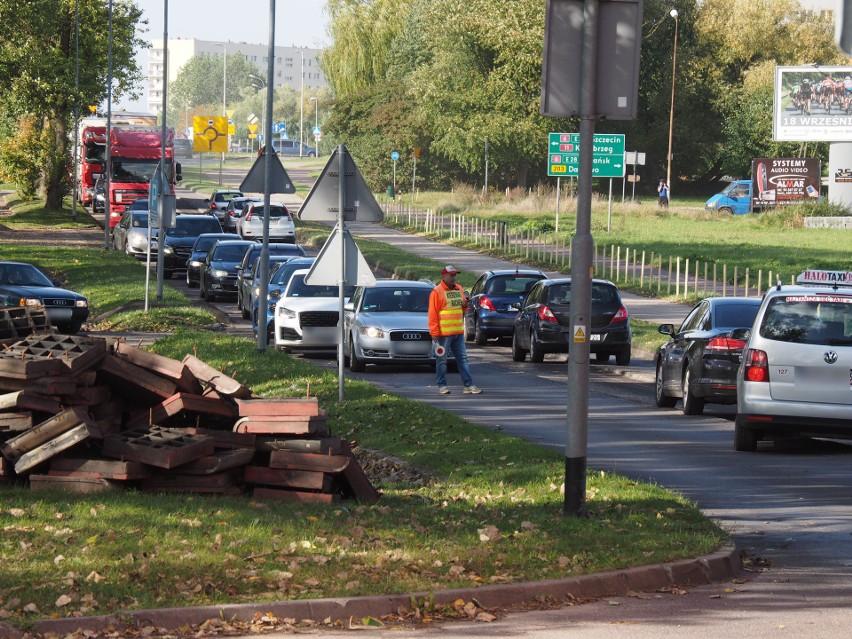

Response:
(511, 278), (632, 365)
(0, 261), (89, 334)
(185, 232), (239, 287)
(464, 269), (546, 345)
(200, 240), (255, 302)
(655, 297), (762, 415)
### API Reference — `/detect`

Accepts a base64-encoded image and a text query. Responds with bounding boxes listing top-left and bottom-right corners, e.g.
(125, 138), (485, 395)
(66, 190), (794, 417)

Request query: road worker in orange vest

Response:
(428, 265), (482, 395)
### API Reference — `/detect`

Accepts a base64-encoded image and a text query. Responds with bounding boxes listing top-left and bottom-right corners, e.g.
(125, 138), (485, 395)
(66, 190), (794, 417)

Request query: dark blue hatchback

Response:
(463, 269), (547, 345)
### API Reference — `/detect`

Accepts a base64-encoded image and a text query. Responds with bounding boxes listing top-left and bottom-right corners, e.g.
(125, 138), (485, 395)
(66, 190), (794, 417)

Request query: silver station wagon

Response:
(734, 269), (852, 452)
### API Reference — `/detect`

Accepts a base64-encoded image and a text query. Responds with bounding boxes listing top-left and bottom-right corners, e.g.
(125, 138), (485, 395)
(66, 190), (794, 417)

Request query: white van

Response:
(260, 139), (316, 157)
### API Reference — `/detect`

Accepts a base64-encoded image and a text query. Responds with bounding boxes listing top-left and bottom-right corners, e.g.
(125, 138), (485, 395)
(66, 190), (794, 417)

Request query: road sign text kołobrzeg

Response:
(548, 133), (625, 178)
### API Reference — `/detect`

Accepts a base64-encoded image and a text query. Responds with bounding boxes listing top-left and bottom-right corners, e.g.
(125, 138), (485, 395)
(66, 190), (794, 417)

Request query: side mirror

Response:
(658, 323), (675, 336)
(510, 301), (522, 311)
(730, 327), (751, 342)
(344, 302), (354, 312)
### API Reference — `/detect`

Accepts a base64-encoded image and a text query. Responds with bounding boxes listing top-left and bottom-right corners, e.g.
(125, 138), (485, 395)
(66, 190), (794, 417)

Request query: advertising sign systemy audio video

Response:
(751, 157), (821, 209)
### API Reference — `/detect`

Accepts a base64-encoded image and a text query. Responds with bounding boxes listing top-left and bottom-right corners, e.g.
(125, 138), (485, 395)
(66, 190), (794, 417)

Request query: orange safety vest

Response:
(428, 281), (466, 337)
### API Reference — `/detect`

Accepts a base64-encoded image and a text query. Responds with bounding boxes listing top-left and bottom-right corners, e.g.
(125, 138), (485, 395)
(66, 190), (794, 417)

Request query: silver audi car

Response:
(734, 269), (852, 452)
(343, 279), (453, 372)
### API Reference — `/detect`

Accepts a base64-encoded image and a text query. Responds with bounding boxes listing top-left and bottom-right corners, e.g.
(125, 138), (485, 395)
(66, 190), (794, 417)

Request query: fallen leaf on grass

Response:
(55, 594), (73, 607)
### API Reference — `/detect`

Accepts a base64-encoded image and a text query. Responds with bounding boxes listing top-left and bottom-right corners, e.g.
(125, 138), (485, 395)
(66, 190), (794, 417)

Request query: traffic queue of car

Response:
(36, 182), (852, 455)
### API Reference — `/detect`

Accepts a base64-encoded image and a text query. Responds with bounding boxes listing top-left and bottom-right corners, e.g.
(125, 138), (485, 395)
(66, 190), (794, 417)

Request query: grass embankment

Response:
(0, 202), (725, 629)
(0, 328), (725, 628)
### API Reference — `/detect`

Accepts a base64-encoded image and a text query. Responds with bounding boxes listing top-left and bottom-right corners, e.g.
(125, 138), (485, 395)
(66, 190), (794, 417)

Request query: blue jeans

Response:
(435, 334), (474, 388)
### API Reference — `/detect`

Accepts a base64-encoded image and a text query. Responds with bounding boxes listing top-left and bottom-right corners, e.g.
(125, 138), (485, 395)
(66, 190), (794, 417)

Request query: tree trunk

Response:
(43, 116), (69, 210)
(516, 162), (529, 189)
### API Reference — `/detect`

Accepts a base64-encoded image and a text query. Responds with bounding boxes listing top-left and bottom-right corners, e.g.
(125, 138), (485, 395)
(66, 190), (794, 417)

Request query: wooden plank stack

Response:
(0, 332), (378, 502)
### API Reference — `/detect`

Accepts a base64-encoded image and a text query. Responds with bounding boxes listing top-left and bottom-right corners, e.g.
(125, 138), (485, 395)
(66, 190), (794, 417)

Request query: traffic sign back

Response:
(547, 132), (626, 178)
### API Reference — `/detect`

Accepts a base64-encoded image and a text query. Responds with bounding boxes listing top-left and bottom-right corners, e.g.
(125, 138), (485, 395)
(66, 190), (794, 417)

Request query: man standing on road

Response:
(428, 265), (482, 395)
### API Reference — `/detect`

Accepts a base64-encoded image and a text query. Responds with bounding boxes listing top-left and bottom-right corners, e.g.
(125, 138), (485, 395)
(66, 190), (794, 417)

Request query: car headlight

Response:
(163, 246), (174, 255)
(211, 269), (229, 278)
(75, 300), (88, 308)
(277, 307), (296, 318)
(189, 260), (203, 267)
(18, 298), (42, 308)
(253, 286), (260, 297)
(359, 326), (384, 338)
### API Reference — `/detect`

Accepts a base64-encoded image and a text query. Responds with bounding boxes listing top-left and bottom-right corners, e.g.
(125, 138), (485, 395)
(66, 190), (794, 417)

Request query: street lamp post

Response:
(299, 50), (304, 157)
(216, 43), (227, 184)
(311, 96), (319, 156)
(666, 8), (679, 204)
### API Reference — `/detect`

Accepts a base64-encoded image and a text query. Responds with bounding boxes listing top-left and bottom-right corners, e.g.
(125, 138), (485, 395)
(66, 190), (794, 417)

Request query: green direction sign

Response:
(548, 133), (626, 178)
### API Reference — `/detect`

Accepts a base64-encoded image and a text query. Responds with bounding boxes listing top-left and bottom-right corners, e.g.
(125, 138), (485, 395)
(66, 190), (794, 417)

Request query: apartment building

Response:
(147, 38), (326, 114)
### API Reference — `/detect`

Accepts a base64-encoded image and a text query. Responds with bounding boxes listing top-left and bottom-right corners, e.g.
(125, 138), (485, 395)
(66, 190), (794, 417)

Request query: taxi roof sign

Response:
(796, 270), (852, 287)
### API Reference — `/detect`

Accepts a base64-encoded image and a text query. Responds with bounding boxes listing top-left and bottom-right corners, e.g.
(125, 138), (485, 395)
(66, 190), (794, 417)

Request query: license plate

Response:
(590, 334), (602, 341)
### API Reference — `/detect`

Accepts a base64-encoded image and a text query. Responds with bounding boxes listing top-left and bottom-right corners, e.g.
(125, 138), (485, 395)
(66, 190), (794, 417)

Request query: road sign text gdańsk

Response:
(548, 132), (626, 178)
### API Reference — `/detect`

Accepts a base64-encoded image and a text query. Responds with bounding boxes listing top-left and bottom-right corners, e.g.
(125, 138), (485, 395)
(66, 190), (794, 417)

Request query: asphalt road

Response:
(149, 182), (852, 638)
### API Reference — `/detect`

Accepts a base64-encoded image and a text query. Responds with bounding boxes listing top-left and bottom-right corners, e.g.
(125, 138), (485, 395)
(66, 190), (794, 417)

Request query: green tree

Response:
(0, 0), (144, 209)
(169, 52), (260, 113)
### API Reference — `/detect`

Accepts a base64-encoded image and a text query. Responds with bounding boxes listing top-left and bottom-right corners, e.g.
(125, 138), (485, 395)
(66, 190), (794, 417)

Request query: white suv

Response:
(237, 202), (295, 243)
(274, 269), (356, 351)
(734, 269), (852, 452)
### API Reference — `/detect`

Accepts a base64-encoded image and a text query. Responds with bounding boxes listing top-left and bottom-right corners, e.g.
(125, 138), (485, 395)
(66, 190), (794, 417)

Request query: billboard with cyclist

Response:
(774, 65), (852, 141)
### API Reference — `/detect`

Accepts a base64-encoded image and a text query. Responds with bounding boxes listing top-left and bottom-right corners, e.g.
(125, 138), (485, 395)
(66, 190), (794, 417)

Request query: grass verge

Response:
(0, 328), (726, 629)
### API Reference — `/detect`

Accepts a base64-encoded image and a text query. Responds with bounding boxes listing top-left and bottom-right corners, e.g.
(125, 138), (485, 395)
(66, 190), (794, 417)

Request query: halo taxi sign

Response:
(548, 132), (625, 178)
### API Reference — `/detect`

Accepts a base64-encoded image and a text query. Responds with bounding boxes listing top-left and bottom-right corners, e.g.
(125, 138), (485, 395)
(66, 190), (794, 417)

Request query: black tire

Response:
(719, 207), (733, 215)
(464, 317), (475, 342)
(203, 282), (214, 302)
(530, 330), (545, 363)
(57, 322), (83, 335)
(511, 331), (527, 362)
(595, 352), (610, 364)
(615, 347), (631, 366)
(164, 270), (173, 280)
(655, 361), (677, 408)
(349, 339), (366, 372)
(734, 416), (758, 452)
(681, 366), (705, 416)
(474, 321), (487, 346)
(241, 303), (250, 320)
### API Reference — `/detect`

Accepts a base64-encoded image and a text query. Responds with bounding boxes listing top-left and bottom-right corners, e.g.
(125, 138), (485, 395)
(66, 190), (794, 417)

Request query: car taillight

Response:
(211, 202), (219, 209)
(480, 296), (496, 311)
(611, 306), (628, 323)
(706, 336), (747, 353)
(743, 348), (769, 382)
(537, 305), (558, 323)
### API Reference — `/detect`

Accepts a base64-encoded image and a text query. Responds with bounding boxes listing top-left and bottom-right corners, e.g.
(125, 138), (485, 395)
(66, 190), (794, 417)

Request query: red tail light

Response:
(706, 336), (747, 353)
(611, 306), (628, 323)
(743, 349), (769, 382)
(211, 202), (219, 209)
(479, 296), (496, 311)
(537, 305), (558, 323)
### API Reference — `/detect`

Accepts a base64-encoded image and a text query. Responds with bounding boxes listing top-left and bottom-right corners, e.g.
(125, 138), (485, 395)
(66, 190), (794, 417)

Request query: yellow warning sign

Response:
(573, 325), (586, 343)
(225, 109), (235, 119)
(228, 123), (235, 135)
(193, 116), (228, 153)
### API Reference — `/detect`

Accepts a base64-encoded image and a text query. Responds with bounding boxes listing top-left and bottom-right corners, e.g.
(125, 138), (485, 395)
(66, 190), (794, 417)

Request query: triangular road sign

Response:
(240, 153), (296, 194)
(298, 145), (383, 222)
(304, 223), (376, 287)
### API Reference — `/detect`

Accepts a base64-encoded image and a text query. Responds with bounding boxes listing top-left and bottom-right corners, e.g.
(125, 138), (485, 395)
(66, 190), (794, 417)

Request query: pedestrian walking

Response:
(658, 179), (669, 207)
(428, 265), (482, 395)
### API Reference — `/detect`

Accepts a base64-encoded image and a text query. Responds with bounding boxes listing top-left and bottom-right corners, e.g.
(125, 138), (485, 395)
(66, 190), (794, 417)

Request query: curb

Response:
(5, 546), (741, 637)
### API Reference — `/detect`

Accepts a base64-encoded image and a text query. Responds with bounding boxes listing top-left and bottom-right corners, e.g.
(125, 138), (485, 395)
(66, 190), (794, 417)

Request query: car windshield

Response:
(760, 295), (852, 345)
(285, 274), (354, 298)
(361, 287), (431, 312)
(212, 245), (251, 262)
(0, 263), (54, 287)
(714, 303), (760, 329)
(272, 262), (314, 285)
(215, 192), (242, 202)
(166, 219), (221, 236)
(546, 283), (617, 305)
(249, 205), (290, 219)
(488, 275), (543, 295)
(131, 213), (149, 228)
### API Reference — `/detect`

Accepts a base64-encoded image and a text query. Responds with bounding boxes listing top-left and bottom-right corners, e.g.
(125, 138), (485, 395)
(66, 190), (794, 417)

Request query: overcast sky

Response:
(118, 0), (330, 110)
